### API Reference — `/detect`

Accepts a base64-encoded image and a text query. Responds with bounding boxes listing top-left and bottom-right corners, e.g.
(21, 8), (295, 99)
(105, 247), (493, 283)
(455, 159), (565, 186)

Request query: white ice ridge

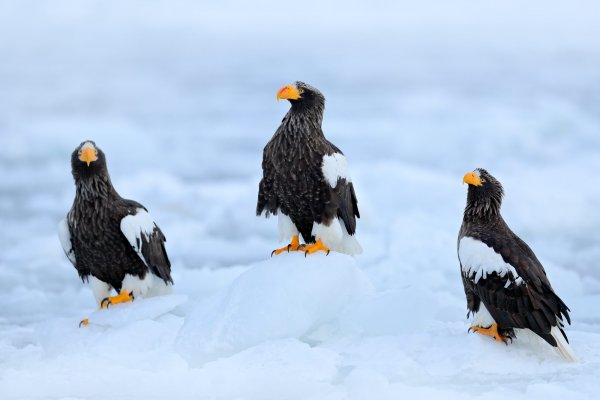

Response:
(120, 208), (158, 267)
(321, 153), (351, 187)
(458, 236), (524, 286)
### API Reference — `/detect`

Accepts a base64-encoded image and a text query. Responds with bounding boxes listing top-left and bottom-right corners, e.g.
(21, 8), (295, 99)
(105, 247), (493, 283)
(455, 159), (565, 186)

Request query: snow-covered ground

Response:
(1, 1), (600, 399)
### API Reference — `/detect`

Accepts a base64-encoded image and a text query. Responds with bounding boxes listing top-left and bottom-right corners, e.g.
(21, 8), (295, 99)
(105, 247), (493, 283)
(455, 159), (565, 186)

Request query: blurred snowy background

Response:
(1, 1), (600, 399)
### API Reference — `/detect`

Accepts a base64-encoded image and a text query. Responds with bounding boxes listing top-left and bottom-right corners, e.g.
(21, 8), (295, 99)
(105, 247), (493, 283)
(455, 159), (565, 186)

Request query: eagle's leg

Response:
(271, 235), (303, 256)
(100, 290), (135, 309)
(303, 239), (330, 256)
(469, 323), (511, 344)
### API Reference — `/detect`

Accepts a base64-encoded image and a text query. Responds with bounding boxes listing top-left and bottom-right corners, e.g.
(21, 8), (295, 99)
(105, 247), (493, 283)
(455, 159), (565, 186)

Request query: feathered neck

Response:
(74, 173), (117, 203)
(463, 188), (503, 222)
(279, 101), (325, 140)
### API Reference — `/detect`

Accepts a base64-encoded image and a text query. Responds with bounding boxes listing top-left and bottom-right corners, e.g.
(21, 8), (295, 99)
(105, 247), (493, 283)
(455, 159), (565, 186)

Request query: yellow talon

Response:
(271, 235), (303, 256)
(303, 239), (330, 256)
(469, 323), (511, 344)
(100, 290), (134, 309)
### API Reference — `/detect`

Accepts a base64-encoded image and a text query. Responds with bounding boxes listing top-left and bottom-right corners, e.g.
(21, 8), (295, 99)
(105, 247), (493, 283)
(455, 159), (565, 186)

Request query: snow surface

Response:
(1, 1), (600, 399)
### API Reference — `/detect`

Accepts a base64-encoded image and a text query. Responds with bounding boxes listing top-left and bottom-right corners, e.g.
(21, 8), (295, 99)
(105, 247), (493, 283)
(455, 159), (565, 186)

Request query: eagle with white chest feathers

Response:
(58, 141), (173, 325)
(459, 168), (575, 361)
(257, 82), (362, 256)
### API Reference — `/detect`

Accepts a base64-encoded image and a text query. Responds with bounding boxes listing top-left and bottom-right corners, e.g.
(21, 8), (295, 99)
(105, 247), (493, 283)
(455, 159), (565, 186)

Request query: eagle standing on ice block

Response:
(58, 141), (173, 325)
(459, 168), (575, 361)
(257, 82), (362, 256)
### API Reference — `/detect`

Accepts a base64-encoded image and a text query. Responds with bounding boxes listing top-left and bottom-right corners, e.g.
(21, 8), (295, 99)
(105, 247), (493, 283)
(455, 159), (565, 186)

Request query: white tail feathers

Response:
(312, 218), (363, 256)
(334, 228), (363, 256)
(551, 325), (577, 362)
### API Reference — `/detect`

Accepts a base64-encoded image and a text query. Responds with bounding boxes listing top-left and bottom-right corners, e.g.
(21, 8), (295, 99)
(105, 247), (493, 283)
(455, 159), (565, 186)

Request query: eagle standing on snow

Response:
(257, 82), (362, 256)
(58, 141), (173, 324)
(459, 168), (575, 361)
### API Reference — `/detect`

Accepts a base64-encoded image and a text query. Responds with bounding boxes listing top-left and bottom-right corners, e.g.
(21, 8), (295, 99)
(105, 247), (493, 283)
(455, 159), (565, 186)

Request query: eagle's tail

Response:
(335, 225), (363, 255)
(551, 325), (576, 362)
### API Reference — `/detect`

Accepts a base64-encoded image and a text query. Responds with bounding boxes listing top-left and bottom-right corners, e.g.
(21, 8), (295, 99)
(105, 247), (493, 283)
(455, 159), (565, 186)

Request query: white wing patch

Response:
(458, 236), (524, 286)
(58, 218), (76, 265)
(321, 153), (351, 187)
(120, 208), (157, 267)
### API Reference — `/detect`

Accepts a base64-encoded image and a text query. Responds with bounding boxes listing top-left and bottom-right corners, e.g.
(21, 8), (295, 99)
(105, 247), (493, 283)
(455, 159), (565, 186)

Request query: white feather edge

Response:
(120, 208), (157, 268)
(57, 217), (76, 265)
(458, 236), (524, 286)
(321, 153), (351, 187)
(312, 218), (362, 255)
(119, 209), (174, 297)
(551, 325), (577, 362)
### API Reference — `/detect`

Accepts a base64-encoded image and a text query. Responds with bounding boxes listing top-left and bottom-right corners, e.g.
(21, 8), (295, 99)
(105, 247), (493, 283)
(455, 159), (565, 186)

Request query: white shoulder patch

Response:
(58, 218), (76, 265)
(321, 153), (351, 187)
(120, 208), (157, 267)
(458, 236), (524, 286)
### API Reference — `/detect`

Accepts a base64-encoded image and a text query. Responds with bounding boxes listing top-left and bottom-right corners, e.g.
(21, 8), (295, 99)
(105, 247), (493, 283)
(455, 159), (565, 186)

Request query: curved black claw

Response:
(130, 292), (135, 301)
(79, 319), (89, 328)
(271, 244), (292, 258)
(304, 251), (308, 258)
(101, 297), (110, 308)
(326, 250), (330, 256)
(468, 327), (474, 334)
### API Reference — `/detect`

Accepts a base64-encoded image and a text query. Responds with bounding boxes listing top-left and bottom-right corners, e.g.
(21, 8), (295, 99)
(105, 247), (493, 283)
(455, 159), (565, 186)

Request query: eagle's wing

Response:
(58, 217), (76, 266)
(257, 142), (279, 217)
(459, 231), (570, 346)
(58, 217), (91, 280)
(323, 143), (360, 235)
(120, 204), (172, 285)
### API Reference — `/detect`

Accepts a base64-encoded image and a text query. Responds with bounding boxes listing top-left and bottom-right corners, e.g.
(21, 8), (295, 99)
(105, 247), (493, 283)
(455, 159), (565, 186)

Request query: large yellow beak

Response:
(463, 172), (482, 186)
(79, 147), (97, 167)
(276, 84), (302, 101)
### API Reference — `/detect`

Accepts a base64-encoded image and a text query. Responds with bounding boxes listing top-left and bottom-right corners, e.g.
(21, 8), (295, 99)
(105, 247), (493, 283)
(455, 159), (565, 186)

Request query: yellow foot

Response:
(469, 323), (512, 344)
(79, 318), (89, 328)
(100, 291), (134, 309)
(302, 239), (330, 257)
(271, 235), (303, 256)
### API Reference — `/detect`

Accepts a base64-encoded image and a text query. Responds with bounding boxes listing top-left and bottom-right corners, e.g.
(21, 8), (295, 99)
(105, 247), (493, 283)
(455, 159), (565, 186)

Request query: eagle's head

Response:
(276, 81), (325, 114)
(71, 140), (108, 180)
(463, 168), (504, 219)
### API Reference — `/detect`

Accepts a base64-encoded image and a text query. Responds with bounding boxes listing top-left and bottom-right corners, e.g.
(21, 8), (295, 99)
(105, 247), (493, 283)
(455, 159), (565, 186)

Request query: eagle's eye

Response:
(480, 177), (487, 183)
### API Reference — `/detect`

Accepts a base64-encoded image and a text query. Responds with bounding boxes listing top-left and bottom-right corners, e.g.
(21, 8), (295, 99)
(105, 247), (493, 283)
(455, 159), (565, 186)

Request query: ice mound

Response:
(177, 253), (374, 363)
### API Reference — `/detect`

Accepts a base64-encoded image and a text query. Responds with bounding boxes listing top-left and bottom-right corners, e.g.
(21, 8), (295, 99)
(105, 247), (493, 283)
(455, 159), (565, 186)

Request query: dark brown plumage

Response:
(458, 168), (573, 359)
(256, 82), (361, 255)
(59, 140), (172, 302)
